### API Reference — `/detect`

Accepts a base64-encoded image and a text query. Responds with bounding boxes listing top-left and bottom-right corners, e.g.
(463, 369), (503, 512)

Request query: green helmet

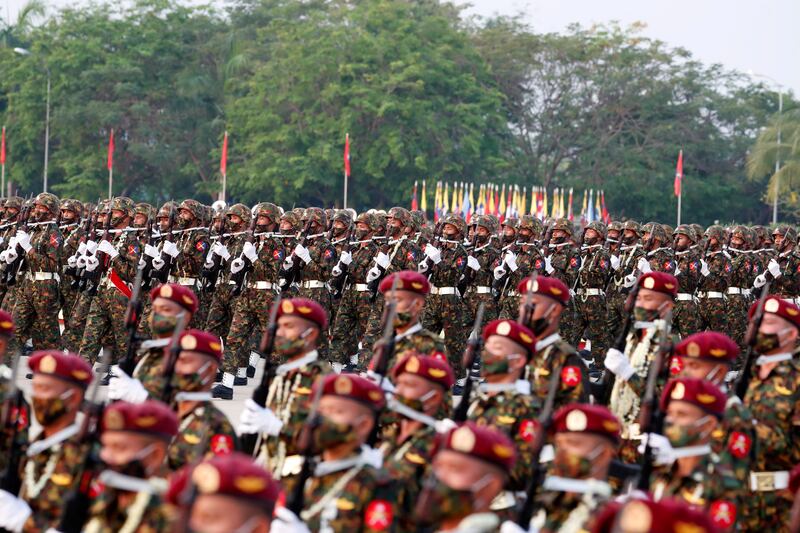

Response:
(387, 207), (413, 228)
(519, 215), (543, 238)
(280, 211), (302, 232)
(773, 225), (797, 246)
(622, 220), (642, 237)
(254, 202), (281, 224)
(178, 199), (204, 221)
(227, 203), (253, 226)
(110, 196), (135, 216)
(442, 213), (467, 238)
(34, 192), (60, 217)
(4, 196), (23, 212)
(60, 198), (84, 218)
(356, 212), (380, 232)
(705, 225), (727, 243)
(502, 217), (519, 230)
(585, 221), (607, 239)
(552, 218), (574, 236)
(302, 207), (327, 228)
(673, 224), (697, 242)
(474, 214), (499, 234)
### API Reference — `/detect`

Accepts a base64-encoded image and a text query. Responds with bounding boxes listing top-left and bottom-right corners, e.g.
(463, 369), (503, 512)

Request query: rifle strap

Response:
(27, 423), (80, 456)
(109, 269), (132, 298)
(301, 463), (364, 522)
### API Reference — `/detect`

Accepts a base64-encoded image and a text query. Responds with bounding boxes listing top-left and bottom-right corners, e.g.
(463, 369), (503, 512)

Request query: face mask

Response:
(107, 443), (156, 480)
(149, 312), (179, 337)
(584, 236), (598, 246)
(528, 304), (554, 336)
(30, 210), (45, 222)
(312, 416), (359, 452)
(443, 231), (458, 241)
(633, 306), (660, 323)
(416, 473), (491, 525)
(176, 215), (191, 229)
(389, 225), (403, 238)
(664, 415), (712, 448)
(275, 328), (312, 358)
(172, 361), (212, 393)
(622, 235), (637, 245)
(393, 310), (415, 329)
(396, 390), (436, 416)
(552, 446), (603, 479)
(552, 236), (567, 245)
(33, 389), (74, 426)
(110, 213), (126, 227)
(333, 225), (347, 237)
(503, 233), (515, 244)
(753, 329), (790, 354)
(355, 229), (370, 240)
(475, 233), (488, 244)
(480, 351), (522, 377)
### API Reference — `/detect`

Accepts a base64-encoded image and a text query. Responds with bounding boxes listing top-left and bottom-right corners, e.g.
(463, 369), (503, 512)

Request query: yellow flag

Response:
(421, 180), (427, 214)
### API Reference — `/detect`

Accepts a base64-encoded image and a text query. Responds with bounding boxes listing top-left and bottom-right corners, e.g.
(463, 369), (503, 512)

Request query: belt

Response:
(577, 288), (605, 296)
(750, 471), (789, 491)
(26, 271), (60, 282)
(697, 291), (724, 299)
(676, 293), (694, 301)
(300, 280), (325, 289)
(248, 281), (276, 290)
(727, 287), (751, 296)
(354, 283), (370, 292)
(475, 286), (491, 294)
(170, 276), (198, 286)
(430, 286), (458, 296)
(506, 290), (519, 297)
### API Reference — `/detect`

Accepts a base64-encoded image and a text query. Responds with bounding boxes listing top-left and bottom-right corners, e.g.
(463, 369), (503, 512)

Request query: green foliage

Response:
(747, 107), (800, 216)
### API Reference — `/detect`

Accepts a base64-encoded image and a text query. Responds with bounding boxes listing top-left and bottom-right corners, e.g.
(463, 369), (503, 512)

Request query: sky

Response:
(4, 0), (799, 95)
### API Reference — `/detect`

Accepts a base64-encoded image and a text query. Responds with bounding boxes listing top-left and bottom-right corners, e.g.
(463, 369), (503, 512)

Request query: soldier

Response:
(697, 225), (731, 332)
(755, 225), (800, 302)
(414, 421), (516, 532)
(649, 378), (741, 531)
(166, 199), (211, 327)
(641, 222), (676, 274)
(7, 192), (63, 353)
(79, 197), (141, 366)
(167, 329), (238, 469)
(572, 221), (612, 364)
(0, 350), (91, 533)
(236, 298), (330, 474)
(525, 404), (621, 533)
(0, 312), (24, 469)
(741, 295), (800, 530)
(329, 212), (380, 369)
(542, 218), (581, 344)
(491, 217), (520, 316)
(59, 199), (88, 348)
(606, 220), (622, 255)
(87, 400), (178, 531)
(0, 196), (23, 309)
(216, 202), (284, 397)
(276, 211), (302, 297)
(381, 353), (454, 533)
(671, 224), (702, 338)
(518, 276), (590, 410)
(330, 210), (352, 254)
(606, 220), (647, 341)
(727, 225), (756, 354)
(170, 452), (281, 533)
(275, 373), (397, 533)
(498, 215), (544, 321)
(592, 497), (719, 533)
(462, 215), (501, 326)
(132, 202), (154, 229)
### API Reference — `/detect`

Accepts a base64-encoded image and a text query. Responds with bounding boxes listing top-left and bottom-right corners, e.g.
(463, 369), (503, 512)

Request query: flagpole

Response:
(343, 133), (349, 209)
(677, 189), (681, 226)
(107, 128), (114, 200)
(220, 131), (228, 203)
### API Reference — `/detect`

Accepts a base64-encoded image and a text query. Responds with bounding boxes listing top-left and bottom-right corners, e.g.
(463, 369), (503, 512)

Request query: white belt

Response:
(248, 281), (276, 290)
(577, 288), (604, 296)
(354, 283), (370, 292)
(170, 276), (197, 286)
(300, 280), (325, 289)
(727, 287), (751, 296)
(430, 286), (458, 296)
(676, 293), (694, 301)
(475, 286), (491, 294)
(697, 291), (724, 299)
(750, 471), (789, 491)
(27, 272), (60, 282)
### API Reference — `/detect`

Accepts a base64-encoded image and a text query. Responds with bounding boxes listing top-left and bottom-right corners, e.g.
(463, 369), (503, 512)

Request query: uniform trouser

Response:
(422, 293), (467, 377)
(360, 292), (385, 360)
(698, 295), (728, 332)
(498, 294), (520, 321)
(673, 298), (701, 339)
(205, 284), (237, 340)
(9, 278), (61, 353)
(741, 490), (792, 533)
(725, 294), (750, 367)
(464, 291), (499, 327)
(79, 286), (129, 364)
(561, 300), (580, 348)
(573, 294), (610, 364)
(329, 288), (373, 365)
(222, 287), (276, 374)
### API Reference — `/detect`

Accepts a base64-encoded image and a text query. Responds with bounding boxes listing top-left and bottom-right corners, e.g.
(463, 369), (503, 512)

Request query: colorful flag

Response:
(580, 189), (588, 224)
(587, 189), (594, 222)
(411, 180), (419, 211)
(344, 134), (351, 177)
(601, 190), (609, 223)
(542, 188), (548, 220)
(567, 188), (574, 221)
(220, 131), (228, 176)
(107, 129), (115, 171)
(451, 182), (459, 215)
(443, 182), (449, 217)
(521, 186), (527, 216)
(421, 180), (427, 214)
(595, 188), (602, 221)
(499, 184), (506, 223)
(434, 181), (441, 222)
(674, 149), (683, 197)
(0, 126), (5, 165)
(559, 188), (565, 220)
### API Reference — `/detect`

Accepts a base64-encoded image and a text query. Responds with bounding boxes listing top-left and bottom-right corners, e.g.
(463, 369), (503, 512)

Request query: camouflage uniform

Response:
(133, 338), (171, 398)
(462, 216), (501, 326)
(672, 225), (702, 338)
(697, 226), (731, 332)
(572, 221), (611, 362)
(0, 197), (23, 308)
(168, 402), (239, 470)
(85, 487), (174, 533)
(642, 223), (676, 275)
(713, 393), (757, 489)
(527, 335), (590, 411)
(532, 490), (610, 533)
(606, 222), (646, 341)
(58, 200), (86, 333)
(726, 225), (755, 354)
(386, 324), (448, 374)
(766, 226), (800, 300)
(292, 208), (337, 317)
(543, 219), (581, 345)
(169, 200), (210, 328)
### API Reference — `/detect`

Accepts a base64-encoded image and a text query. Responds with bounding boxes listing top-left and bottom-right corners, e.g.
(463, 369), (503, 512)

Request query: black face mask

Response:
(355, 228), (370, 240)
(552, 236), (567, 245)
(502, 233), (515, 244)
(622, 235), (637, 245)
(332, 225), (347, 237)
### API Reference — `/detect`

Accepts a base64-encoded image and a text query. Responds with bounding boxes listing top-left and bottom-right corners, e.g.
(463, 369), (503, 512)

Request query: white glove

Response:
(144, 244), (160, 259)
(339, 251), (353, 265)
(610, 255), (620, 270)
(637, 432), (675, 466)
(243, 241), (258, 263)
(366, 266), (381, 282)
(108, 366), (149, 404)
(500, 521), (537, 533)
(294, 244), (311, 264)
(467, 256), (480, 271)
(282, 256), (294, 270)
(754, 273), (767, 289)
(418, 261), (429, 274)
(604, 348), (635, 381)
(493, 265), (506, 280)
(674, 268), (682, 277)
(84, 255), (100, 272)
(76, 254), (88, 268)
(85, 240), (98, 254)
(544, 255), (555, 274)
(700, 260), (711, 277)
(151, 256), (165, 271)
(162, 241), (180, 258)
(0, 489), (32, 532)
(15, 231), (31, 252)
(77, 241), (87, 255)
(504, 252), (518, 271)
(1, 249), (14, 264)
(67, 255), (78, 268)
(569, 289), (576, 298)
(637, 256), (651, 273)
(230, 257), (246, 275)
(434, 418), (458, 435)
(374, 252), (390, 269)
(97, 239), (118, 259)
(271, 507), (312, 533)
(623, 273), (637, 288)
(768, 258), (782, 278)
(332, 264), (343, 277)
(424, 243), (442, 264)
(238, 399), (283, 436)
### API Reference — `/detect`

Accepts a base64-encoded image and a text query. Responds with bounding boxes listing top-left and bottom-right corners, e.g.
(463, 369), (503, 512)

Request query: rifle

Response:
(281, 219), (314, 292)
(599, 282), (640, 406)
(75, 203), (100, 292)
(636, 311), (673, 491)
(139, 219), (157, 290)
(457, 226), (481, 297)
(453, 303), (486, 422)
(66, 210), (94, 289)
(57, 349), (112, 533)
(159, 313), (189, 404)
(329, 227), (354, 300)
(286, 375), (325, 517)
(118, 266), (146, 376)
(230, 216), (258, 297)
(82, 207), (113, 297)
(153, 203), (177, 286)
(240, 300), (281, 455)
(419, 222), (444, 281)
(734, 282), (770, 400)
(518, 272), (537, 328)
(4, 198), (33, 287)
(0, 352), (24, 499)
(516, 358), (565, 527)
(200, 220), (226, 296)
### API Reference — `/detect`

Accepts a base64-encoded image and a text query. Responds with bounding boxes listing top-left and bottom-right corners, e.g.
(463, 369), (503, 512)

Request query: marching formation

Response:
(0, 192), (799, 532)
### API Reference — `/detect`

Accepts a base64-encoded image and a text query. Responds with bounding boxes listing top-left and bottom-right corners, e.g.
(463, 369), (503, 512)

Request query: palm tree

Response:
(0, 0), (46, 49)
(747, 107), (800, 213)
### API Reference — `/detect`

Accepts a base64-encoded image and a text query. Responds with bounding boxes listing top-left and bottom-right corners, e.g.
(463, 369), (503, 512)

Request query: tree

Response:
(747, 107), (800, 217)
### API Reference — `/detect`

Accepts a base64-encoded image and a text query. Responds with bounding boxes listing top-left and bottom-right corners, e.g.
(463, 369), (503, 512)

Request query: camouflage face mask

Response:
(312, 416), (359, 452)
(32, 389), (74, 426)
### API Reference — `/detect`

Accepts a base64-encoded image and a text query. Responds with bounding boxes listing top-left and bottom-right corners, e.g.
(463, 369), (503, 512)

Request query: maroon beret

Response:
(675, 331), (738, 363)
(434, 421), (517, 471)
(660, 377), (727, 417)
(29, 350), (93, 388)
(591, 497), (721, 533)
(314, 373), (386, 411)
(0, 309), (14, 337)
(748, 295), (800, 329)
(482, 319), (537, 355)
(102, 400), (179, 440)
(278, 298), (328, 330)
(551, 403), (621, 443)
(391, 352), (455, 389)
(379, 270), (430, 296)
(517, 276), (570, 305)
(176, 329), (223, 362)
(638, 272), (678, 298)
(150, 283), (199, 314)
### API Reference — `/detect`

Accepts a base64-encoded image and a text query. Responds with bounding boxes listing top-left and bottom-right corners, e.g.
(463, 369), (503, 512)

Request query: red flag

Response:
(220, 131), (228, 175)
(674, 150), (683, 197)
(0, 127), (5, 165)
(344, 134), (351, 177)
(411, 181), (418, 211)
(601, 190), (609, 223)
(107, 129), (115, 171)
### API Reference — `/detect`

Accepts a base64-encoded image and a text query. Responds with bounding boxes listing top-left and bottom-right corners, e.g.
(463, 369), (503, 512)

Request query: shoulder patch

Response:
(569, 257), (579, 268)
(560, 365), (581, 387)
(323, 247), (335, 261)
(710, 500), (736, 529)
(519, 419), (536, 443)
(195, 240), (209, 252)
(210, 434), (233, 455)
(364, 500), (393, 531)
(727, 431), (751, 459)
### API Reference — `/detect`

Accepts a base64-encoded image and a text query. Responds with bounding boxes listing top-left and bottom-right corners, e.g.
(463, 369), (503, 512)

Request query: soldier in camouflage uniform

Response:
(641, 222), (676, 274)
(697, 225), (731, 332)
(166, 199), (210, 328)
(757, 225), (800, 302)
(203, 203), (251, 340)
(0, 197), (23, 309)
(277, 210), (302, 297)
(572, 221), (611, 363)
(58, 199), (85, 321)
(606, 221), (647, 341)
(214, 202), (284, 399)
(327, 210), (353, 326)
(329, 212), (380, 368)
(7, 192), (63, 353)
(491, 217), (520, 315)
(498, 215), (544, 321)
(420, 213), (469, 379)
(671, 224), (702, 338)
(167, 329), (239, 470)
(727, 225), (756, 355)
(542, 218), (581, 345)
(462, 215), (501, 326)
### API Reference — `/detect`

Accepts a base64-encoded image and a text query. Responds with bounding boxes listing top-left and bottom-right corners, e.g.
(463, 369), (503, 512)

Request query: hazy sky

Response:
(5, 0), (798, 95)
